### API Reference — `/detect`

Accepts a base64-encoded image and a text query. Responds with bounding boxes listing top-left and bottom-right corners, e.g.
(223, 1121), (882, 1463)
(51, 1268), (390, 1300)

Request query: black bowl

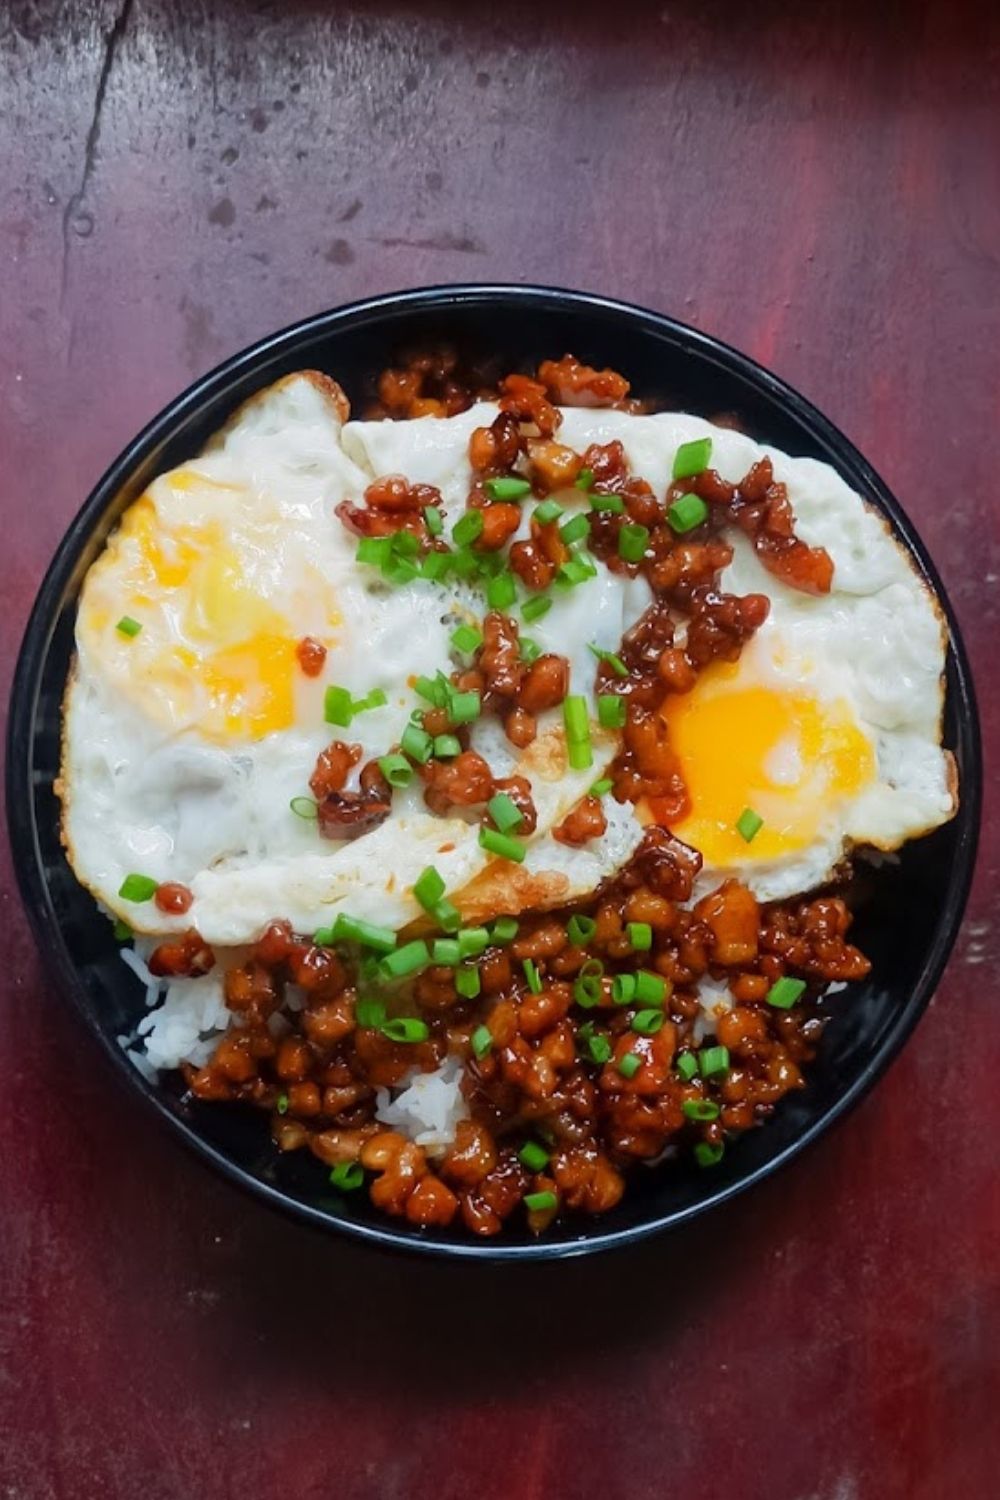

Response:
(6, 285), (981, 1261)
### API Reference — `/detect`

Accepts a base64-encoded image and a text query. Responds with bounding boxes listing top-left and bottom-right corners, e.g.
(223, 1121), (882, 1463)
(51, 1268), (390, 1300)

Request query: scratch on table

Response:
(59, 0), (135, 308)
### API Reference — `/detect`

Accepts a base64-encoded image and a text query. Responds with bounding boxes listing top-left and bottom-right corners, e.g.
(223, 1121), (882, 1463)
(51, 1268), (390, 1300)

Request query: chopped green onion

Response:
(490, 916), (519, 944)
(433, 734), (462, 759)
(330, 914), (397, 952)
(415, 674), (446, 706)
(560, 513), (590, 546)
(450, 547), (480, 579)
(382, 558), (419, 585)
(487, 792), (524, 835)
(485, 475), (531, 501)
(667, 492), (709, 534)
(290, 795), (319, 820)
(563, 694), (589, 742)
(431, 938), (461, 966)
(676, 1051), (698, 1082)
(555, 555), (597, 589)
(358, 955), (380, 983)
(617, 1052), (641, 1079)
(458, 927), (490, 958)
(589, 777), (613, 797)
(767, 976), (807, 1010)
(682, 1098), (720, 1122)
(324, 685), (354, 726)
(588, 643), (628, 677)
(694, 1140), (725, 1168)
(276, 1093), (289, 1115)
(611, 974), (637, 1005)
(450, 623), (483, 655)
(487, 570), (516, 611)
(329, 1161), (364, 1191)
(579, 957), (605, 980)
(356, 997), (387, 1028)
(520, 637), (541, 664)
(116, 615), (142, 638)
(112, 919), (132, 942)
(522, 958), (542, 994)
(377, 754), (412, 788)
(524, 1191), (557, 1213)
(391, 531), (419, 558)
(421, 550), (451, 581)
(312, 925), (336, 946)
(618, 523), (649, 563)
(414, 866), (446, 912)
(575, 467), (595, 491)
(433, 898), (462, 933)
(447, 689), (481, 724)
(673, 436), (713, 479)
(567, 739), (592, 771)
(378, 940), (430, 980)
(357, 688), (387, 712)
(471, 1024), (493, 1058)
(118, 873), (158, 903)
(631, 1008), (665, 1035)
(424, 505), (443, 536)
(452, 510), (484, 547)
(635, 971), (667, 1006)
(357, 536), (394, 566)
(589, 493), (625, 513)
(519, 1141), (550, 1172)
(699, 1045), (730, 1079)
(534, 499), (564, 526)
(627, 922), (652, 951)
(578, 1025), (612, 1065)
(456, 966), (481, 999)
(382, 1017), (430, 1044)
(573, 974), (603, 1009)
(473, 1026), (497, 1062)
(567, 914), (597, 946)
(479, 827), (525, 863)
(736, 807), (764, 843)
(597, 693), (626, 730)
(401, 723), (434, 763)
(521, 595), (552, 624)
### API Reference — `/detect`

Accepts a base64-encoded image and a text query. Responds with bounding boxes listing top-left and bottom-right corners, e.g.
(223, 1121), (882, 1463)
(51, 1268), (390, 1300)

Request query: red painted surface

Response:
(2, 2), (998, 1496)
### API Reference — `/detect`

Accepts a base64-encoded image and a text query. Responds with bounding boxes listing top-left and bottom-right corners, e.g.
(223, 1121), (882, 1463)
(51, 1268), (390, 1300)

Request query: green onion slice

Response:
(524, 1191), (557, 1213)
(597, 693), (626, 729)
(485, 475), (531, 501)
(676, 1051), (698, 1082)
(355, 997), (387, 1029)
(401, 723), (434, 764)
(487, 792), (524, 834)
(458, 927), (490, 958)
(330, 1161), (365, 1191)
(479, 827), (525, 863)
(588, 643), (628, 677)
(378, 940), (430, 980)
(522, 958), (542, 994)
(766, 976), (807, 1009)
(534, 499), (564, 526)
(575, 467), (595, 491)
(736, 807), (764, 843)
(471, 1024), (493, 1058)
(617, 1052), (641, 1079)
(518, 1141), (550, 1172)
(116, 615), (142, 638)
(673, 436), (713, 479)
(381, 1017), (430, 1044)
(118, 873), (158, 903)
(521, 595), (552, 624)
(626, 922), (652, 951)
(450, 623), (483, 655)
(694, 1141), (725, 1168)
(559, 513), (590, 546)
(618, 523), (649, 563)
(324, 685), (354, 726)
(682, 1098), (720, 1122)
(452, 510), (484, 547)
(699, 1045), (730, 1079)
(567, 914), (597, 946)
(455, 966), (481, 999)
(631, 1008), (664, 1035)
(377, 754), (412, 788)
(667, 492), (709, 534)
(290, 795), (319, 820)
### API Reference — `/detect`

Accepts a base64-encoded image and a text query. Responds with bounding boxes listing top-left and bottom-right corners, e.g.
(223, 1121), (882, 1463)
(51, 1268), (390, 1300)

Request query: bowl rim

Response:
(6, 282), (982, 1262)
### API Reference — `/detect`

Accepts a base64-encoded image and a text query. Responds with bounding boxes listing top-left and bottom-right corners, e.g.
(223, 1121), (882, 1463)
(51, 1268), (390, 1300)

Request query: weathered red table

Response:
(2, 2), (997, 1496)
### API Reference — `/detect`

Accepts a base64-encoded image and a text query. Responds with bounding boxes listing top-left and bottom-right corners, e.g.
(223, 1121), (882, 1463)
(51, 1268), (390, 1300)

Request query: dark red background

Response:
(2, 2), (997, 1496)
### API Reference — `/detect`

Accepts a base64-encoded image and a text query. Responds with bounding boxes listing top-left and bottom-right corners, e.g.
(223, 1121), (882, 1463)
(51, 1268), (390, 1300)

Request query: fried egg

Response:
(60, 375), (955, 953)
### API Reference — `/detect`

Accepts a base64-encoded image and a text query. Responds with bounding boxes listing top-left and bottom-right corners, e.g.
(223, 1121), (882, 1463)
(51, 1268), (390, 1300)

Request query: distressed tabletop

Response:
(1, 2), (998, 1497)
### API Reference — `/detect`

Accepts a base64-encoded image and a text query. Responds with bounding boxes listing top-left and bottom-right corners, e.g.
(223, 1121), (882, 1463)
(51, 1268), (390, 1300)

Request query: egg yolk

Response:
(79, 480), (337, 741)
(660, 660), (875, 865)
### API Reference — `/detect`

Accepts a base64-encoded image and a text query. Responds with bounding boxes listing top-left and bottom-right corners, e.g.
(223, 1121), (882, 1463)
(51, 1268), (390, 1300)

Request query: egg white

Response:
(61, 377), (955, 954)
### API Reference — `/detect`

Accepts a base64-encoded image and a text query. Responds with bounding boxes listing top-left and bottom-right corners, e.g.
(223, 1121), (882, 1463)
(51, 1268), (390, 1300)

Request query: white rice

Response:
(374, 1054), (468, 1154)
(117, 944), (468, 1149)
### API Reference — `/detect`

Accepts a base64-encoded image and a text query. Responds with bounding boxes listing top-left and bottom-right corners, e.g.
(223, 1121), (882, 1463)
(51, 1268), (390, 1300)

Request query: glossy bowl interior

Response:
(6, 285), (981, 1260)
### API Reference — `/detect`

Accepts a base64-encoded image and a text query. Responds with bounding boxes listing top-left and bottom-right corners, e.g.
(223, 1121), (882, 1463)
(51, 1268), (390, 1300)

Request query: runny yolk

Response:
(658, 660), (875, 865)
